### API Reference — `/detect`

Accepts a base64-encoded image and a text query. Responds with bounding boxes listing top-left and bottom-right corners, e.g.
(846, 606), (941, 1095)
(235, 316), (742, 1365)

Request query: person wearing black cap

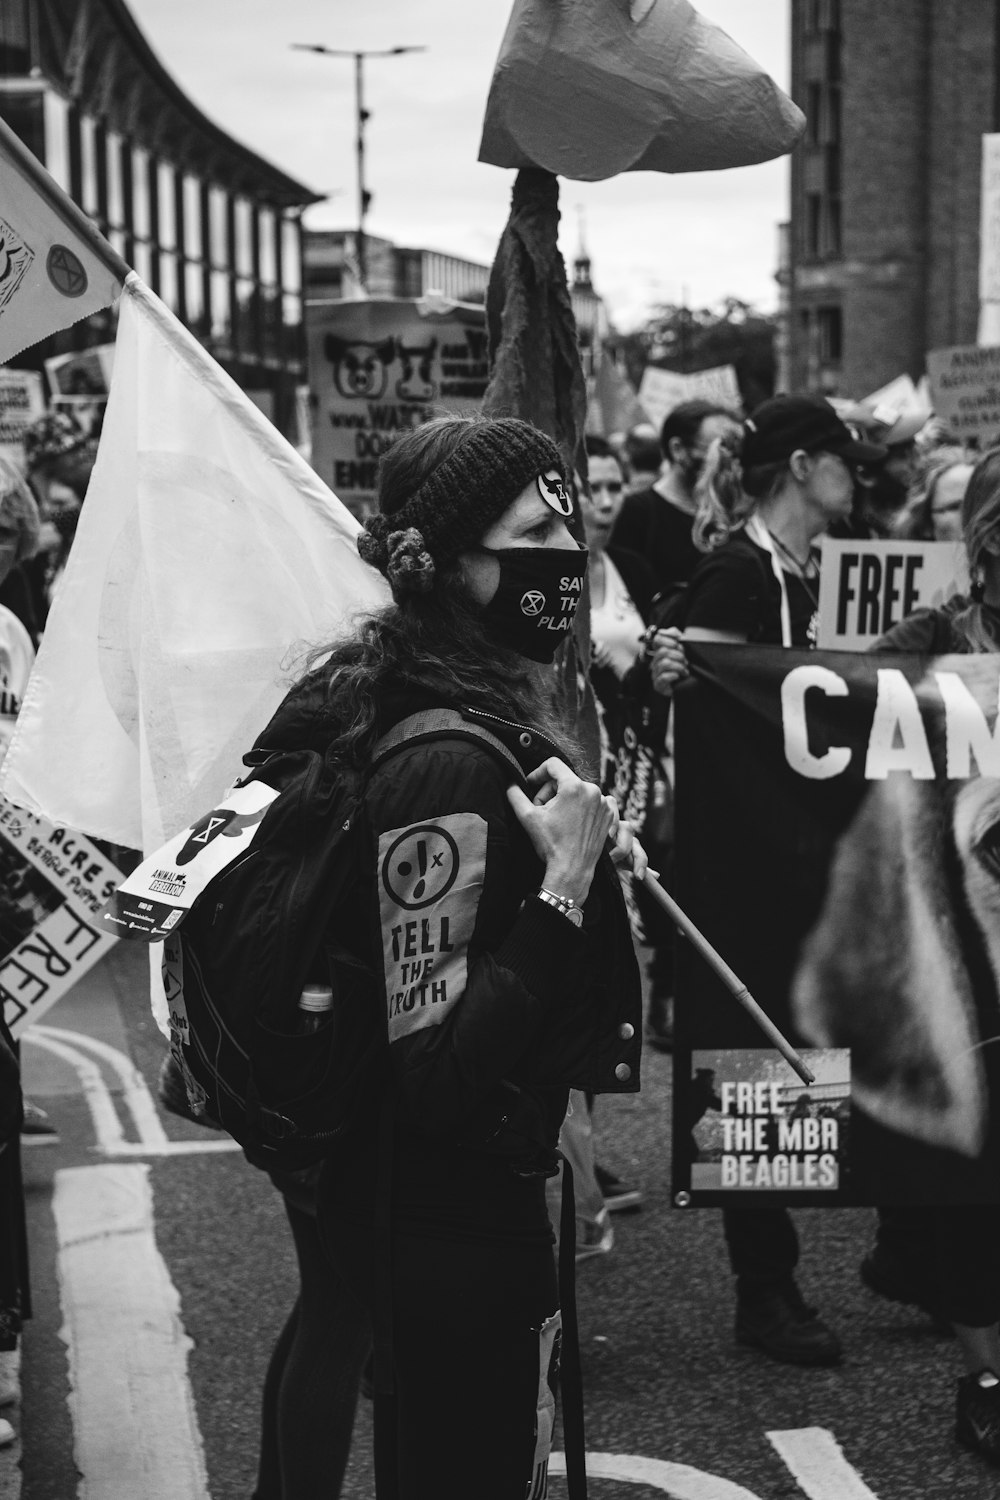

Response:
(268, 414), (644, 1496)
(646, 395), (887, 1369)
(672, 393), (888, 650)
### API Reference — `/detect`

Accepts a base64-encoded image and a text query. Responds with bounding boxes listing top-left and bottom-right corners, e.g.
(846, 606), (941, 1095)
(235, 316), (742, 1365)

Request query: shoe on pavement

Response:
(594, 1163), (643, 1214)
(956, 1370), (1000, 1466)
(859, 1249), (950, 1330)
(575, 1207), (614, 1262)
(20, 1099), (59, 1146)
(0, 1417), (14, 1448)
(735, 1284), (842, 1367)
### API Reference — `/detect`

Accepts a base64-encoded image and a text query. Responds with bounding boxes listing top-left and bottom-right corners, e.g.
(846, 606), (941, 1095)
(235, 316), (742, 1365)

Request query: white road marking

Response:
(24, 1032), (126, 1152)
(767, 1429), (881, 1499)
(37, 1025), (169, 1146)
(54, 1163), (210, 1500)
(548, 1451), (767, 1497)
(23, 1028), (241, 1157)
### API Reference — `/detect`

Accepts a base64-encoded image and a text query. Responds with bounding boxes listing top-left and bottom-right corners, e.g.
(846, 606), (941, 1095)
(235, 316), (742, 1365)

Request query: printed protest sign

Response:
(687, 1048), (850, 1195)
(307, 299), (488, 520)
(103, 779), (280, 942)
(0, 797), (120, 1038)
(673, 644), (1000, 1207)
(817, 539), (968, 650)
(0, 367), (45, 471)
(926, 343), (1000, 443)
(637, 363), (741, 432)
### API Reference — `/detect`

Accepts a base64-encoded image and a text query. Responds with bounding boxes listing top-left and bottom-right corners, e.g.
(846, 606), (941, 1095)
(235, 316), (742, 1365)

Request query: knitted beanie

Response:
(357, 418), (565, 595)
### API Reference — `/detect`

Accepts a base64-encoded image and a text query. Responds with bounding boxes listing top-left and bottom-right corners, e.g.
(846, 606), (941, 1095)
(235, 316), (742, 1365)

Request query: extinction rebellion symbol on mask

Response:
(520, 590), (545, 617)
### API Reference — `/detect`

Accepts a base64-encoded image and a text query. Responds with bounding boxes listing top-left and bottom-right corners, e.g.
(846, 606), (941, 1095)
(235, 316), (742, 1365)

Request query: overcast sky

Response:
(126, 0), (790, 330)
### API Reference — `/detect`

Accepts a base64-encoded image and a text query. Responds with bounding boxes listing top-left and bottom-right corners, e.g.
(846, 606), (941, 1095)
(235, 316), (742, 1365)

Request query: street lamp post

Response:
(292, 43), (426, 293)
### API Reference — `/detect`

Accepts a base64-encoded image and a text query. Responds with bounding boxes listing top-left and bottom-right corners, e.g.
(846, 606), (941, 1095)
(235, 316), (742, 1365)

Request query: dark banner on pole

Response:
(671, 643), (1000, 1208)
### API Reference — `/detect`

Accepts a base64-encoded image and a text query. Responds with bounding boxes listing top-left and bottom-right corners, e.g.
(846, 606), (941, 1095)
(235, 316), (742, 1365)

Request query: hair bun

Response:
(385, 527), (435, 594)
(357, 516), (390, 572)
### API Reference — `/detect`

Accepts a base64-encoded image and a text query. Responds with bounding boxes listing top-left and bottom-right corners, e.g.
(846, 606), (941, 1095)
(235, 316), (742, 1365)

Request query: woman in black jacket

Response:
(307, 415), (643, 1499)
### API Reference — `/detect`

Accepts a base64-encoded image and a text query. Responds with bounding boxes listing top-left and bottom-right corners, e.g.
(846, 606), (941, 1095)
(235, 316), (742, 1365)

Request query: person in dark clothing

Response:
(612, 402), (740, 1048)
(611, 399), (741, 610)
(283, 415), (644, 1498)
(647, 394), (887, 1369)
(867, 445), (1000, 1468)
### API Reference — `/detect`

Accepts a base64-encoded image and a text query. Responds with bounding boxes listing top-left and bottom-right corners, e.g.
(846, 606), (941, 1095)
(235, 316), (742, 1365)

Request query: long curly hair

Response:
(305, 418), (577, 772)
(950, 447), (1000, 651)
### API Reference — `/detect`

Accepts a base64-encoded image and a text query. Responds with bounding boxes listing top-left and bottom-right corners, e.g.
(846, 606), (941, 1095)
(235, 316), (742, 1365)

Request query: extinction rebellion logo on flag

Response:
(0, 217), (35, 316)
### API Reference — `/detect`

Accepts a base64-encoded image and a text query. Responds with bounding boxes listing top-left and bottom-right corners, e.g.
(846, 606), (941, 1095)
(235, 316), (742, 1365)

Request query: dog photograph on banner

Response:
(671, 643), (1000, 1208)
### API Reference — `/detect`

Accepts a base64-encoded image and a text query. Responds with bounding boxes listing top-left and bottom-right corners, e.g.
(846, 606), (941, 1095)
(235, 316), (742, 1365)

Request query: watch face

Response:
(565, 906), (584, 928)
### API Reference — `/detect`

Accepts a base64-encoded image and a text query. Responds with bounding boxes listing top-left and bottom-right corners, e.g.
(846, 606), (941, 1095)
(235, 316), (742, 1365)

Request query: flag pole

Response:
(638, 870), (815, 1086)
(0, 114), (133, 286)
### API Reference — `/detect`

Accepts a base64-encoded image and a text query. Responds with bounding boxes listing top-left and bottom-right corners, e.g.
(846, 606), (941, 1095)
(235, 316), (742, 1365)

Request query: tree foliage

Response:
(612, 297), (778, 413)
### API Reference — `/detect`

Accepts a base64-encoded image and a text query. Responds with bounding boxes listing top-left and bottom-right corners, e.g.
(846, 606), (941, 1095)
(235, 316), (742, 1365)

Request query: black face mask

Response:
(478, 545), (588, 663)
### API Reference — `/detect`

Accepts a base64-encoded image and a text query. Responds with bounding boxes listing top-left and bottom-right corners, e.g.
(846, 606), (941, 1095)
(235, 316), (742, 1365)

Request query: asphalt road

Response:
(11, 942), (1000, 1500)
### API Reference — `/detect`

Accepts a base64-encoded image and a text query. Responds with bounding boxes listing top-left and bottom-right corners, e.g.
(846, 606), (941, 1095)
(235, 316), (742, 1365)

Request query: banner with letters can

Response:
(0, 798), (119, 1038)
(672, 643), (1000, 1207)
(306, 298), (488, 521)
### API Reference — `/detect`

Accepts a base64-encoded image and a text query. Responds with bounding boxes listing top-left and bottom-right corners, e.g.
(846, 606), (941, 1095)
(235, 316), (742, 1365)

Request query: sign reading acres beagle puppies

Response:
(307, 299), (489, 521)
(672, 645), (1000, 1207)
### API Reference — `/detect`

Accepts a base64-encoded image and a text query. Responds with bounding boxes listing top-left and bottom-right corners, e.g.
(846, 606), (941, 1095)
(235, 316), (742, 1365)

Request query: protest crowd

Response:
(4, 367), (1000, 1491)
(7, 3), (1000, 1497)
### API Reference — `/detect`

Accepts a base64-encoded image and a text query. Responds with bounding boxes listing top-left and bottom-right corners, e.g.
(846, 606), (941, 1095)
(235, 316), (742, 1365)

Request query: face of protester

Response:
(792, 448), (856, 527)
(673, 415), (743, 493)
(929, 463), (973, 542)
(579, 456), (625, 555)
(460, 480), (578, 606)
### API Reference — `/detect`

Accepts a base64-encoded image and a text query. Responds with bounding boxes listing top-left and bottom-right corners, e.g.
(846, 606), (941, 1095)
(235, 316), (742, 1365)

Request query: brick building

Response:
(781, 0), (1000, 398)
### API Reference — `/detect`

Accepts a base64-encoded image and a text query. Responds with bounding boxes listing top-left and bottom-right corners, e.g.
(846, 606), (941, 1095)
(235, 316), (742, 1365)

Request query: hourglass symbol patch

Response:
(381, 824), (461, 910)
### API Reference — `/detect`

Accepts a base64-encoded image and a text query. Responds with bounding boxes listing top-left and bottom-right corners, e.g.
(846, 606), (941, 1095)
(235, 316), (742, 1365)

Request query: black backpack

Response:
(101, 708), (524, 1171)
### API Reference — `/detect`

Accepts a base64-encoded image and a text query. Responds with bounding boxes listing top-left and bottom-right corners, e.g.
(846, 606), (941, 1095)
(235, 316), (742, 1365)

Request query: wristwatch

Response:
(536, 888), (584, 928)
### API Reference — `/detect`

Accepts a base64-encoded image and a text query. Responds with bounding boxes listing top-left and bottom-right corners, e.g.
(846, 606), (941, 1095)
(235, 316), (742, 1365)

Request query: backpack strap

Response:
(371, 708), (527, 782)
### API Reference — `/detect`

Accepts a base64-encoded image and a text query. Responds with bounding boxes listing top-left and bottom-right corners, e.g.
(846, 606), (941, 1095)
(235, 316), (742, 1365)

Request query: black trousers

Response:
(874, 1204), (1000, 1328)
(722, 1203), (799, 1297)
(325, 1218), (560, 1500)
(253, 1197), (370, 1500)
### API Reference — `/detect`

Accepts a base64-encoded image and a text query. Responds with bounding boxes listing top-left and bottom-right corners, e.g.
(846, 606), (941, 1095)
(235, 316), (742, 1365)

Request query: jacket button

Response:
(615, 1063), (631, 1082)
(618, 1022), (634, 1040)
(519, 731), (532, 747)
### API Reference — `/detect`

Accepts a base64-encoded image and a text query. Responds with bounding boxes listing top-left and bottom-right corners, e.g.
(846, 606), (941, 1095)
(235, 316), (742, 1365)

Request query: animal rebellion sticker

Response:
(536, 470), (573, 517)
(378, 811), (487, 1042)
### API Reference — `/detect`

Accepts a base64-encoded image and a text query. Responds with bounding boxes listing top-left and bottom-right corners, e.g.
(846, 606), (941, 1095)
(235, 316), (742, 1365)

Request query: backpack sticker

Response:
(101, 780), (280, 940)
(378, 811), (487, 1042)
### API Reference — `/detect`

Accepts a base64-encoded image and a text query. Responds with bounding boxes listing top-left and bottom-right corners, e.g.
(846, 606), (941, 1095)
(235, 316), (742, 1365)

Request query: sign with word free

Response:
(686, 1048), (850, 1195)
(0, 797), (121, 1037)
(817, 539), (967, 650)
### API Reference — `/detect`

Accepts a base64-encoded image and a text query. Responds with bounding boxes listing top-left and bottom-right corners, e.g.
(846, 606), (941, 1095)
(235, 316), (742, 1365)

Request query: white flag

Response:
(1, 274), (389, 851)
(0, 115), (125, 364)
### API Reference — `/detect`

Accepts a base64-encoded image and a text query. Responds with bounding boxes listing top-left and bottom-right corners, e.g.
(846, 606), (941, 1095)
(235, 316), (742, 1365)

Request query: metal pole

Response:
(638, 869), (816, 1086)
(355, 52), (367, 293)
